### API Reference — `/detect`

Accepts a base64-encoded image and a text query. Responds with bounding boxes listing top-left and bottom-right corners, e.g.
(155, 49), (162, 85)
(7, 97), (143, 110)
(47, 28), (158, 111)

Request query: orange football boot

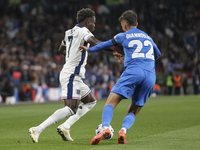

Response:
(117, 129), (127, 144)
(90, 128), (111, 145)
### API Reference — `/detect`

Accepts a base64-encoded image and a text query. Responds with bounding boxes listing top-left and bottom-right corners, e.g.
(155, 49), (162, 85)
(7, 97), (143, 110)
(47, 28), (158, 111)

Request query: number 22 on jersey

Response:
(128, 40), (154, 60)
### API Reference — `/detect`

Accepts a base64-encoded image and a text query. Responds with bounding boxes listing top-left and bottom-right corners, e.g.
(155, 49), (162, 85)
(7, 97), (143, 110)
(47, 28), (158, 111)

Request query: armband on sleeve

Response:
(111, 38), (118, 46)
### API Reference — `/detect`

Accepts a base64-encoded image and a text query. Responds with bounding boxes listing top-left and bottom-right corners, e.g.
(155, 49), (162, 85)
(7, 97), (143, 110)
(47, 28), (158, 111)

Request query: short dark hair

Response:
(118, 10), (137, 26)
(76, 8), (95, 23)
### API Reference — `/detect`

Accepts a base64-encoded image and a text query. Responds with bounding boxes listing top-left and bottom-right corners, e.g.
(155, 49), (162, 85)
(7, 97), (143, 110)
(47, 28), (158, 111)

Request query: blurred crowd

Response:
(0, 0), (200, 102)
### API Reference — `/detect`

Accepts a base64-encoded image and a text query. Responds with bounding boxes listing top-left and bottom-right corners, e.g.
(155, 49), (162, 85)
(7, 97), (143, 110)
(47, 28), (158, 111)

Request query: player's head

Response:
(76, 8), (96, 32)
(118, 10), (138, 32)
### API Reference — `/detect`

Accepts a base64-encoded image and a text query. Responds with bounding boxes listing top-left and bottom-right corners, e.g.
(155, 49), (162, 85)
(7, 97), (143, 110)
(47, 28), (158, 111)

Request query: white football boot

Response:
(57, 124), (74, 141)
(28, 127), (41, 143)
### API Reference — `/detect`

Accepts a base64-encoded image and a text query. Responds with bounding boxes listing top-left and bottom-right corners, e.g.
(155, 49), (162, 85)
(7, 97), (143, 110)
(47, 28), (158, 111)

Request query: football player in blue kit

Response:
(79, 10), (161, 145)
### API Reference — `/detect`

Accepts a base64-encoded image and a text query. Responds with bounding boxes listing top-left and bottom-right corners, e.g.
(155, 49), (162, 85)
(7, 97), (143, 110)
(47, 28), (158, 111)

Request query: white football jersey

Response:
(60, 24), (94, 78)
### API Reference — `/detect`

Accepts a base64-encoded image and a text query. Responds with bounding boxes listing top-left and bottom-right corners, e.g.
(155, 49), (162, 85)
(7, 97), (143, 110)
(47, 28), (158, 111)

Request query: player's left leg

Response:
(62, 93), (96, 129)
(56, 99), (79, 141)
(58, 81), (97, 141)
(102, 92), (122, 128)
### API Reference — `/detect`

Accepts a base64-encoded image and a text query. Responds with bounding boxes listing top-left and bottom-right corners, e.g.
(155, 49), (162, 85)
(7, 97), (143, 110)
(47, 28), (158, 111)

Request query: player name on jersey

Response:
(126, 33), (151, 40)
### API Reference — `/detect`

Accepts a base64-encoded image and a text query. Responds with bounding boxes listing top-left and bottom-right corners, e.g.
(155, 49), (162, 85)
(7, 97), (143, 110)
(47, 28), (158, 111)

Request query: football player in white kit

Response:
(29, 8), (123, 143)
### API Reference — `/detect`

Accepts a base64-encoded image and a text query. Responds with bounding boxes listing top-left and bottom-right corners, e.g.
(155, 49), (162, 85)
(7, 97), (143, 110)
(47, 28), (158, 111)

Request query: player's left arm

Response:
(87, 36), (101, 46)
(87, 36), (115, 53)
(58, 40), (66, 56)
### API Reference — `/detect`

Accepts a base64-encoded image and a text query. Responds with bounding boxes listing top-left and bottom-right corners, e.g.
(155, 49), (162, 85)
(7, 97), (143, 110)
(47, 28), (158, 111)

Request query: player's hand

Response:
(79, 46), (89, 52)
(113, 51), (124, 64)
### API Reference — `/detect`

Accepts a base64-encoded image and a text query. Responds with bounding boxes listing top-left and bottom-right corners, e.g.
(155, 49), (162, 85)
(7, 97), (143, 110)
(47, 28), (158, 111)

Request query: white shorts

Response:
(59, 74), (90, 100)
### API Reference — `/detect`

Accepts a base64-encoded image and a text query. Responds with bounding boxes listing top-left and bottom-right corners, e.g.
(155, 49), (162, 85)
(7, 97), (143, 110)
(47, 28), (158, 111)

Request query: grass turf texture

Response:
(0, 95), (200, 150)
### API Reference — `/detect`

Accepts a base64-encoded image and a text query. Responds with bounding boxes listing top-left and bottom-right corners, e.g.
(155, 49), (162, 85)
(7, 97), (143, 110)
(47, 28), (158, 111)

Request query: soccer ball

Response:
(95, 124), (114, 140)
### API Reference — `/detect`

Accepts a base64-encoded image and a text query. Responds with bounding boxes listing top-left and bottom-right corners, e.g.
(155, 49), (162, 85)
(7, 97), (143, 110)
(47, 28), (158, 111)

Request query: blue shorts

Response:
(111, 67), (156, 106)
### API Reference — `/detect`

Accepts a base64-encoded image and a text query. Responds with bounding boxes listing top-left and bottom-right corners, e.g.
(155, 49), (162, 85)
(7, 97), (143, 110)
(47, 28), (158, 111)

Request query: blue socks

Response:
(102, 105), (114, 128)
(122, 113), (135, 131)
(102, 105), (136, 132)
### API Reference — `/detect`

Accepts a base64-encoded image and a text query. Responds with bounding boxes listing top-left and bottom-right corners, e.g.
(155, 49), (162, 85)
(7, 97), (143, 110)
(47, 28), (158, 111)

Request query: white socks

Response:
(63, 100), (97, 129)
(35, 100), (97, 132)
(36, 106), (74, 132)
(120, 128), (127, 134)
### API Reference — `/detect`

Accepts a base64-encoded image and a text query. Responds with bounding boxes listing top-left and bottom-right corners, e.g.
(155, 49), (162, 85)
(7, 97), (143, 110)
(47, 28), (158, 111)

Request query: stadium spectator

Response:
(193, 61), (200, 94)
(0, 77), (14, 103)
(153, 83), (161, 95)
(173, 72), (182, 95)
(166, 72), (173, 95)
(182, 73), (188, 95)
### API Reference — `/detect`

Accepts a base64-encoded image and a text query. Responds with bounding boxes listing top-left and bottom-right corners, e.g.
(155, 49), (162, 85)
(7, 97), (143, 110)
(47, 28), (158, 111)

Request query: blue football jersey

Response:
(113, 27), (160, 72)
(87, 26), (160, 105)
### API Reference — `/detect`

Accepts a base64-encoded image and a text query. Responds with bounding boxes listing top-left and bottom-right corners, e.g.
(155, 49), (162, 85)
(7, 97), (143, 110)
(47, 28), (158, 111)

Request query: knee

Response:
(71, 107), (78, 114)
(86, 99), (97, 109)
(64, 99), (79, 114)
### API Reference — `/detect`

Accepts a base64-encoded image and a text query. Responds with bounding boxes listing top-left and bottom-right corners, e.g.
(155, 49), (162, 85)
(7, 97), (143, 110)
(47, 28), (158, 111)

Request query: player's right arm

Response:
(153, 42), (161, 60)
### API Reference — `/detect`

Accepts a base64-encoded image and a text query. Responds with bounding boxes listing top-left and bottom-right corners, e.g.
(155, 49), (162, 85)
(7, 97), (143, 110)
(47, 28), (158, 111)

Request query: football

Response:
(95, 124), (114, 140)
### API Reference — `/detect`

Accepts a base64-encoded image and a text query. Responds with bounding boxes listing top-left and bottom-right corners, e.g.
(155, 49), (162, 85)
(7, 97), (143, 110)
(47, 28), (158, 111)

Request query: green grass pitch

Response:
(0, 95), (200, 150)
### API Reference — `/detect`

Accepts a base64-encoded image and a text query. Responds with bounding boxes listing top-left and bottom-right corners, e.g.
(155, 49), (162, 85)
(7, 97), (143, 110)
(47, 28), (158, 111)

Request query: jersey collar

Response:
(76, 24), (83, 28)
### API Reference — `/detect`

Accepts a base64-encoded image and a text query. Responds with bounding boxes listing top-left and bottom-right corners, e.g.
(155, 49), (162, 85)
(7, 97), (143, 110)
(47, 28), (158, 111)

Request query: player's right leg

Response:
(118, 70), (155, 144)
(117, 103), (140, 144)
(118, 103), (143, 144)
(29, 99), (78, 143)
(118, 129), (126, 144)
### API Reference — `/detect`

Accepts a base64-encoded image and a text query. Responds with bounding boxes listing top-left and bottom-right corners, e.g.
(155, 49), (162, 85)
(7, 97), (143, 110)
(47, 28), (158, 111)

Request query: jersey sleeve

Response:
(153, 42), (161, 60)
(112, 33), (125, 45)
(80, 27), (94, 42)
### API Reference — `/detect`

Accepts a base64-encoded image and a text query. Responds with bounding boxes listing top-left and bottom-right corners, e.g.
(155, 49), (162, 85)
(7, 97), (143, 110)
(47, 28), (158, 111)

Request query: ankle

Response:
(120, 128), (127, 134)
